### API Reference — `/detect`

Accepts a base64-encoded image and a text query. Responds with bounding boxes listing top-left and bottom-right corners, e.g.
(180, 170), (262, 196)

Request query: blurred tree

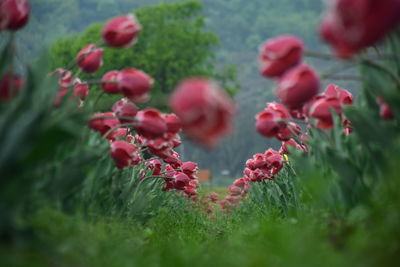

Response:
(49, 0), (239, 110)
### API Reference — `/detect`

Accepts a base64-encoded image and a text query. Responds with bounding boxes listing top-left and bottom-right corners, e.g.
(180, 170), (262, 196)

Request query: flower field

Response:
(1, 0), (400, 266)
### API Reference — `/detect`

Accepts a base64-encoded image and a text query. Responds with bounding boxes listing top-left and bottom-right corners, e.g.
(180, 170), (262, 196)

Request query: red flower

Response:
(53, 88), (69, 108)
(319, 0), (400, 58)
(208, 193), (219, 203)
(146, 159), (162, 176)
(88, 112), (121, 137)
(0, 0), (30, 31)
(276, 121), (302, 141)
(228, 185), (242, 196)
(118, 68), (153, 102)
(233, 178), (247, 189)
(174, 172), (191, 190)
(134, 109), (167, 139)
(376, 96), (394, 120)
(255, 102), (290, 138)
(72, 79), (89, 101)
(76, 44), (103, 73)
(112, 98), (139, 123)
(265, 148), (284, 174)
(259, 35), (304, 78)
(309, 97), (342, 129)
(279, 139), (305, 155)
(324, 84), (353, 105)
(102, 14), (142, 48)
(0, 72), (24, 102)
(181, 161), (198, 179)
(164, 113), (182, 134)
(53, 68), (73, 88)
(101, 70), (120, 94)
(169, 78), (235, 147)
(110, 140), (141, 169)
(276, 63), (320, 109)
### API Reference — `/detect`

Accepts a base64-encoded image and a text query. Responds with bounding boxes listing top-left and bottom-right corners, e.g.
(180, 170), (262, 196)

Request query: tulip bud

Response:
(102, 14), (142, 48)
(76, 44), (103, 73)
(276, 63), (320, 109)
(0, 0), (30, 31)
(259, 35), (304, 78)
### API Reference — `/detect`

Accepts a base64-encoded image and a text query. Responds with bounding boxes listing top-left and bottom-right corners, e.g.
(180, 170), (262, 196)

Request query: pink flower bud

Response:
(110, 140), (141, 169)
(112, 98), (139, 123)
(88, 112), (121, 136)
(376, 96), (394, 120)
(181, 161), (198, 179)
(259, 35), (304, 78)
(228, 185), (242, 196)
(319, 0), (400, 58)
(101, 70), (120, 94)
(174, 172), (191, 190)
(325, 84), (353, 105)
(0, 0), (30, 31)
(135, 108), (167, 139)
(118, 68), (153, 102)
(0, 72), (24, 102)
(72, 79), (89, 101)
(276, 121), (302, 141)
(255, 102), (290, 138)
(76, 44), (103, 73)
(102, 14), (142, 48)
(164, 113), (182, 134)
(276, 63), (320, 109)
(169, 78), (235, 147)
(309, 97), (342, 129)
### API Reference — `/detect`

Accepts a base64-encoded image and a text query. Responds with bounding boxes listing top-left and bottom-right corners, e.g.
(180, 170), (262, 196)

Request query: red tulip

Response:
(0, 72), (24, 102)
(255, 102), (290, 138)
(88, 112), (121, 137)
(228, 185), (242, 196)
(259, 35), (304, 78)
(279, 139), (305, 155)
(276, 63), (320, 109)
(53, 68), (73, 88)
(53, 88), (69, 108)
(233, 178), (247, 189)
(169, 78), (235, 147)
(101, 70), (120, 94)
(110, 140), (141, 169)
(164, 113), (182, 134)
(376, 96), (394, 120)
(319, 0), (400, 58)
(112, 98), (139, 123)
(76, 44), (103, 73)
(181, 161), (198, 179)
(134, 108), (167, 139)
(0, 0), (30, 31)
(118, 68), (153, 102)
(174, 172), (191, 190)
(72, 79), (89, 101)
(102, 14), (142, 48)
(324, 84), (353, 105)
(276, 121), (302, 141)
(208, 193), (219, 203)
(146, 159), (162, 176)
(309, 97), (342, 129)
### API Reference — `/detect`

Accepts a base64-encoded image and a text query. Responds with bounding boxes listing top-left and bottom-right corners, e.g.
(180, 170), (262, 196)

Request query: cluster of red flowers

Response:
(220, 147), (293, 210)
(46, 10), (236, 200)
(47, 13), (207, 200)
(257, 35), (354, 154)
